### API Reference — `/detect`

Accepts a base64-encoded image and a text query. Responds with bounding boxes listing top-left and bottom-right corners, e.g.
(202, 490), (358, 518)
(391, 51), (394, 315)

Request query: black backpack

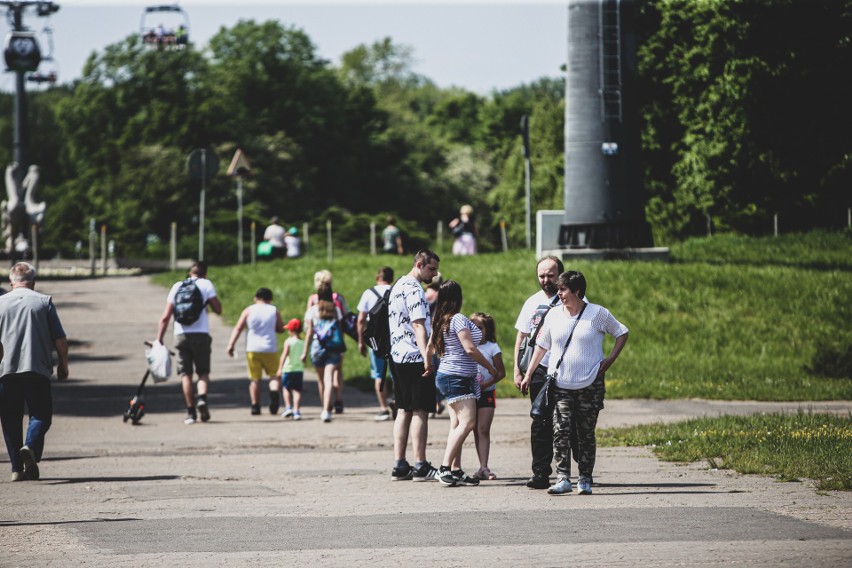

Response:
(173, 278), (205, 325)
(363, 285), (392, 358)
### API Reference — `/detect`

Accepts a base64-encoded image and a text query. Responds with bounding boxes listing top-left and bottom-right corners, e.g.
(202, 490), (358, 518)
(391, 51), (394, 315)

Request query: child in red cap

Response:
(277, 318), (305, 420)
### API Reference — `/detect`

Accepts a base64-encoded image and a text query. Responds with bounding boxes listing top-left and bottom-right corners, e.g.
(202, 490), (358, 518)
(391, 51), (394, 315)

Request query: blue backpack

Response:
(314, 318), (346, 353)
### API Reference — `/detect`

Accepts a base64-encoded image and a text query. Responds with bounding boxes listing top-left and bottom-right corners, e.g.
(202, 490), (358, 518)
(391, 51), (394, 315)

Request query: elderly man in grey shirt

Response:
(0, 262), (69, 482)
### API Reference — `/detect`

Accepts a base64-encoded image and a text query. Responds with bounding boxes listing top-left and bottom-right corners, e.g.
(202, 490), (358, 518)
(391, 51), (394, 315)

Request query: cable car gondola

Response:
(139, 4), (190, 49)
(27, 24), (58, 87)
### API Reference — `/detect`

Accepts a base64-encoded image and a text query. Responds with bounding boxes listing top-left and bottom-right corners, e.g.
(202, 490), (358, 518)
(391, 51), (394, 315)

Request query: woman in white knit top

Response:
(520, 271), (628, 496)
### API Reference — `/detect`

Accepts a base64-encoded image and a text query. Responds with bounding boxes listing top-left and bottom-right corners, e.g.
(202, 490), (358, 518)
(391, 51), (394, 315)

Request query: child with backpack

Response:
(226, 288), (286, 415)
(302, 282), (345, 422)
(306, 270), (350, 415)
(277, 318), (305, 420)
(470, 312), (506, 480)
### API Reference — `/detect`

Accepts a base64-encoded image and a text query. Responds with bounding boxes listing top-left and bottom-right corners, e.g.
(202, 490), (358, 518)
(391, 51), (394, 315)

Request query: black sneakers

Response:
(437, 468), (458, 487)
(453, 470), (479, 486)
(197, 400), (211, 422)
(526, 474), (550, 489)
(411, 462), (438, 482)
(19, 446), (39, 481)
(391, 464), (413, 481)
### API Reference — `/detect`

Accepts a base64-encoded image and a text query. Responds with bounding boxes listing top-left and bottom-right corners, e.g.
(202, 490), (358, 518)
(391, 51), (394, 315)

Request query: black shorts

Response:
(477, 389), (496, 409)
(390, 361), (436, 413)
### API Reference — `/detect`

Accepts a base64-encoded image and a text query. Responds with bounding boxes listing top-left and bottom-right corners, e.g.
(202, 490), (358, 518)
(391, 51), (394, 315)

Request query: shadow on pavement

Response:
(52, 377), (375, 418)
(0, 517), (141, 527)
(42, 475), (180, 485)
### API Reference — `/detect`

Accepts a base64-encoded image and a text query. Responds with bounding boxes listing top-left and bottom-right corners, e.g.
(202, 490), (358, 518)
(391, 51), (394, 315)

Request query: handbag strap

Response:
(529, 295), (561, 348)
(553, 303), (587, 370)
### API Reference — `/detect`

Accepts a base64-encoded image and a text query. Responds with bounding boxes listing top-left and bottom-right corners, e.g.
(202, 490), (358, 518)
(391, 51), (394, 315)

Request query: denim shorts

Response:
(282, 372), (304, 392)
(310, 344), (342, 368)
(435, 372), (477, 405)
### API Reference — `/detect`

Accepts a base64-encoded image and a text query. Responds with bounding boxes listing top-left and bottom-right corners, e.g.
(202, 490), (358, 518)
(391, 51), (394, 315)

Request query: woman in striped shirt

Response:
(428, 280), (498, 487)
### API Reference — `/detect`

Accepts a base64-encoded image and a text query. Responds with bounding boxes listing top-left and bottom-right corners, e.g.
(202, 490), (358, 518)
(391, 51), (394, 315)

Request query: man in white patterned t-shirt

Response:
(387, 249), (440, 482)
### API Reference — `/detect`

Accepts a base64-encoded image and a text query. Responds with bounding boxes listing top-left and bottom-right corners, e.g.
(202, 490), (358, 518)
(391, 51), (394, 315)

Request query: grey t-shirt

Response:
(0, 287), (65, 378)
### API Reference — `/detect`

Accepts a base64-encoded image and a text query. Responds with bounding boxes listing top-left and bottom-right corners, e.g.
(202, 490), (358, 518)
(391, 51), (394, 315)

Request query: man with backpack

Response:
(387, 249), (440, 482)
(356, 266), (394, 421)
(156, 261), (222, 424)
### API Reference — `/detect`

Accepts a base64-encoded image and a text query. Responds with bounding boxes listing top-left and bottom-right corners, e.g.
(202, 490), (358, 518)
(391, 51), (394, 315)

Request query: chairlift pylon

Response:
(139, 4), (190, 50)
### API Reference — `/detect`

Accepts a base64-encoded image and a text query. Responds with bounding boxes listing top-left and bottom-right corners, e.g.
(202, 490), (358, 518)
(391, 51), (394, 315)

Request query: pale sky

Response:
(0, 1), (568, 95)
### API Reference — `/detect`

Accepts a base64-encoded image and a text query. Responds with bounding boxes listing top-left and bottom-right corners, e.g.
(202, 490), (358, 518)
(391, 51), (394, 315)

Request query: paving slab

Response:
(0, 275), (849, 567)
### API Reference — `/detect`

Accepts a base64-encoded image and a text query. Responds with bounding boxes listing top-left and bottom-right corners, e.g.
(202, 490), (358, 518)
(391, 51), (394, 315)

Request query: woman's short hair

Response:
(314, 270), (333, 290)
(557, 270), (586, 299)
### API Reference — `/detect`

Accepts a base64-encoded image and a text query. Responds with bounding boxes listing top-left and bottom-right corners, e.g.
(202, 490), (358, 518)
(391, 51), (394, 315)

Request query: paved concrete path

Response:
(1, 275), (850, 567)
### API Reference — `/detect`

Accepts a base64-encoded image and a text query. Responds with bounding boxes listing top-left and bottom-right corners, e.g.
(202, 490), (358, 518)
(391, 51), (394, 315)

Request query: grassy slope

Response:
(151, 230), (852, 401)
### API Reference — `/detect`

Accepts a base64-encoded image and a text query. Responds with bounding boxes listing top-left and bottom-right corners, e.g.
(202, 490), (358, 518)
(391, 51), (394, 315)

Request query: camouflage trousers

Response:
(552, 376), (605, 479)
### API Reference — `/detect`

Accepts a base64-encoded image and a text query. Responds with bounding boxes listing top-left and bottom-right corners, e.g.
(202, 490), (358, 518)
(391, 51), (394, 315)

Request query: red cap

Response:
(285, 318), (302, 332)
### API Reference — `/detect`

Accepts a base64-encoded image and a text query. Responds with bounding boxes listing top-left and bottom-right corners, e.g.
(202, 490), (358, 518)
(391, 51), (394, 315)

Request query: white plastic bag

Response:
(146, 341), (172, 383)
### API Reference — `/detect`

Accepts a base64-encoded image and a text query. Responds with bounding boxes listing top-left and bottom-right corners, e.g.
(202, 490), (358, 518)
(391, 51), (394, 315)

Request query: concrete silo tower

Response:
(559, 0), (656, 251)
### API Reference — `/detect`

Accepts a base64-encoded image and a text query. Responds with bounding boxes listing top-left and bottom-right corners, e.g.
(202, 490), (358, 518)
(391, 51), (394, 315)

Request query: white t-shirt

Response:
(264, 224), (286, 248)
(477, 341), (502, 392)
(357, 284), (391, 314)
(245, 303), (279, 353)
(536, 303), (628, 390)
(284, 234), (300, 257)
(388, 275), (431, 364)
(167, 277), (217, 335)
(514, 290), (559, 369)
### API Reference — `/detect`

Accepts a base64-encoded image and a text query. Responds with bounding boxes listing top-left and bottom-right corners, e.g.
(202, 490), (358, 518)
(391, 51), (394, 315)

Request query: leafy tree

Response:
(638, 0), (852, 241)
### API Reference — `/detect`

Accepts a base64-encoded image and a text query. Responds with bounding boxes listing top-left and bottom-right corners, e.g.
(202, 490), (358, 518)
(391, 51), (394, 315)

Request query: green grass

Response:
(151, 230), (852, 400)
(598, 412), (852, 491)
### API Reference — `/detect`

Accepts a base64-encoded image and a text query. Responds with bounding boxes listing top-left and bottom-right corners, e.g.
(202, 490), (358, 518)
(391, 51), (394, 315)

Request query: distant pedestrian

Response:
(382, 216), (404, 255)
(356, 266), (394, 421)
(306, 270), (349, 414)
(156, 261), (222, 425)
(388, 249), (441, 482)
(263, 216), (286, 259)
(470, 312), (505, 480)
(302, 282), (345, 422)
(521, 271), (628, 495)
(0, 262), (69, 482)
(284, 226), (301, 258)
(449, 204), (478, 255)
(226, 288), (286, 415)
(277, 318), (305, 421)
(428, 280), (498, 487)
